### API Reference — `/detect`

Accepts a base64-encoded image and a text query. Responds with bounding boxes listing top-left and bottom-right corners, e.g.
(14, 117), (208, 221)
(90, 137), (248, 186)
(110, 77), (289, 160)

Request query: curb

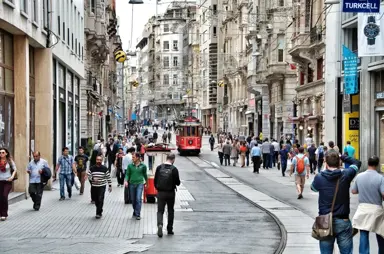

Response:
(8, 192), (27, 205)
(186, 156), (287, 254)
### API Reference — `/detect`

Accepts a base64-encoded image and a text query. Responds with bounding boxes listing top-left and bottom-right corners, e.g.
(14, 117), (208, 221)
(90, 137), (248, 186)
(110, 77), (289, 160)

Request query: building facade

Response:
(198, 0), (219, 132)
(137, 2), (196, 121)
(0, 0), (84, 191)
(81, 0), (121, 145)
(289, 0), (325, 145)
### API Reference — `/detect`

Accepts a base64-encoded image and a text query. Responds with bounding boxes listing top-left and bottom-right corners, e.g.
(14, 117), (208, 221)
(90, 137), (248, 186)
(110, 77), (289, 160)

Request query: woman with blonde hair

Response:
(0, 148), (17, 221)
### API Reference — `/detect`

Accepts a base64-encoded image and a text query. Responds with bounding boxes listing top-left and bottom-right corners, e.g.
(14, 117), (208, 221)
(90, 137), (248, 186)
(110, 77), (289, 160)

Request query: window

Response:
(58, 16), (61, 35)
(164, 24), (169, 32)
(43, 0), (49, 30)
(67, 28), (70, 44)
(163, 56), (169, 68)
(277, 35), (285, 62)
(305, 0), (310, 28)
(32, 0), (37, 22)
(173, 74), (178, 85)
(0, 30), (15, 154)
(66, 70), (73, 93)
(63, 22), (66, 40)
(71, 33), (74, 50)
(58, 64), (65, 88)
(29, 47), (35, 96)
(164, 74), (169, 85)
(173, 57), (178, 67)
(173, 40), (178, 51)
(213, 5), (217, 15)
(20, 0), (27, 13)
(213, 27), (217, 37)
(90, 0), (95, 14)
(317, 57), (323, 80)
(163, 41), (169, 50)
(279, 0), (284, 6)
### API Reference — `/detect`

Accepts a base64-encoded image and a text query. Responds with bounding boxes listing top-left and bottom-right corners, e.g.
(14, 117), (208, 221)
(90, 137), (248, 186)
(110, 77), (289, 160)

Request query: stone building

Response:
(81, 0), (121, 144)
(246, 0), (296, 139)
(0, 0), (84, 191)
(289, 0), (325, 145)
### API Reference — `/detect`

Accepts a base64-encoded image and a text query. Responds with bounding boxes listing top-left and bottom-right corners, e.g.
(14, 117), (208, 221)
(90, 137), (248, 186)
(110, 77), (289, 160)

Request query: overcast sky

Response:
(116, 0), (169, 51)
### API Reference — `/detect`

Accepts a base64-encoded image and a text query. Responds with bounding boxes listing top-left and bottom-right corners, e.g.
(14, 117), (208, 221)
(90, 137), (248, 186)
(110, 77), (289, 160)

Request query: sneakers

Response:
(59, 197), (65, 201)
(168, 231), (174, 235)
(0, 217), (6, 221)
(157, 225), (163, 238)
(136, 216), (141, 220)
(95, 214), (102, 219)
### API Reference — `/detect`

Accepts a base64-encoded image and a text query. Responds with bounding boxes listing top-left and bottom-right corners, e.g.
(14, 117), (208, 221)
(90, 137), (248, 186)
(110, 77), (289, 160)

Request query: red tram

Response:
(175, 116), (203, 155)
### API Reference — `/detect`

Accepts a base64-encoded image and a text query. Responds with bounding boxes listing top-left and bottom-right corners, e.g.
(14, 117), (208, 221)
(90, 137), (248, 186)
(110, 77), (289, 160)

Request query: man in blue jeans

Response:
(55, 147), (77, 201)
(352, 156), (384, 254)
(125, 152), (148, 220)
(311, 149), (361, 254)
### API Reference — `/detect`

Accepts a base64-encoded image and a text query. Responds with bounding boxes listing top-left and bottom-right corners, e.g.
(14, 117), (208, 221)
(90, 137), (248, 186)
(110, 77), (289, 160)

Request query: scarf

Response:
(0, 160), (6, 173)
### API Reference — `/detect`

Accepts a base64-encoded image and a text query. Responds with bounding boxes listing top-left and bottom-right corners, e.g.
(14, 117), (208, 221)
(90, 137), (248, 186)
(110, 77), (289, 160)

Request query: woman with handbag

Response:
(0, 148), (17, 221)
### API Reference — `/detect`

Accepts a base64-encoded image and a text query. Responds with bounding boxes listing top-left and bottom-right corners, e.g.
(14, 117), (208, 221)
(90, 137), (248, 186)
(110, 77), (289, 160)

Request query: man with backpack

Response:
(316, 142), (325, 171)
(290, 147), (310, 199)
(154, 153), (181, 238)
(55, 147), (77, 201)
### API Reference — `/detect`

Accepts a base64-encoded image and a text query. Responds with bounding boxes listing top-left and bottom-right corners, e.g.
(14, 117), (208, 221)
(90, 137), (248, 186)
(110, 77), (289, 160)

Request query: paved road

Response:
(198, 135), (378, 254)
(2, 141), (282, 254)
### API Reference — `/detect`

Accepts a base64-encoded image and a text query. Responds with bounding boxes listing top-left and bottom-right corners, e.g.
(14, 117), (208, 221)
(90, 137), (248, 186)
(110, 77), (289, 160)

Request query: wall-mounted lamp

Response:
(308, 126), (312, 131)
(299, 125), (304, 130)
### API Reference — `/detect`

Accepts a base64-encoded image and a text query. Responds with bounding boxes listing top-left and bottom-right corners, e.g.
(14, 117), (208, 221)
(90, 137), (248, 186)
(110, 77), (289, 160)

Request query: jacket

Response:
(311, 156), (361, 218)
(352, 203), (384, 237)
(154, 163), (181, 191)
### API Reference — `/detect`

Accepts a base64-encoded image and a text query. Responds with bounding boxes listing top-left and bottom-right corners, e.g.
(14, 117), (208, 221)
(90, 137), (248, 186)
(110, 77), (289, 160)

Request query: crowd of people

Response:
(0, 126), (181, 238)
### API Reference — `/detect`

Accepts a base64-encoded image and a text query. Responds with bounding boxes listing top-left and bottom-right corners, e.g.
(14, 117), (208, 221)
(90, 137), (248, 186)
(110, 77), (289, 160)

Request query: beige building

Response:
(81, 0), (122, 143)
(217, 0), (249, 135)
(245, 0), (296, 139)
(289, 0), (325, 145)
(0, 0), (85, 192)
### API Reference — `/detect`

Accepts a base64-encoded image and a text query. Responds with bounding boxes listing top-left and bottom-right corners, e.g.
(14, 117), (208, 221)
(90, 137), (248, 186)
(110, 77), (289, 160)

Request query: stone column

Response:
(311, 97), (317, 116)
(261, 85), (270, 138)
(13, 36), (29, 192)
(34, 48), (53, 168)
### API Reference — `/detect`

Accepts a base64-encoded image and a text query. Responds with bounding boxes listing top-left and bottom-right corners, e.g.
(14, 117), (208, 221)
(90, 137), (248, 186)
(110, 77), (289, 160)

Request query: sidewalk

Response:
(1, 177), (195, 254)
(198, 138), (377, 254)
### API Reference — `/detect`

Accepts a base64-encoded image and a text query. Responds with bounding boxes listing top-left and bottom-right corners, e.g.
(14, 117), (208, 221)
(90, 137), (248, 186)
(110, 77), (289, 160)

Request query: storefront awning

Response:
(245, 110), (254, 115)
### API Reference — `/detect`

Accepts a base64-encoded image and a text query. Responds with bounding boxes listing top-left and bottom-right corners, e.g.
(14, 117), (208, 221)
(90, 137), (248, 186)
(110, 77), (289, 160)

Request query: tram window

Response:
(191, 127), (196, 136)
(186, 126), (191, 136)
(199, 127), (203, 136)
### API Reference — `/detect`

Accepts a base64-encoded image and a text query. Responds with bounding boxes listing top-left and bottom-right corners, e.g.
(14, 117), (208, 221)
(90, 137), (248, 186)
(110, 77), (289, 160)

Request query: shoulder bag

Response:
(311, 178), (340, 240)
(9, 160), (17, 181)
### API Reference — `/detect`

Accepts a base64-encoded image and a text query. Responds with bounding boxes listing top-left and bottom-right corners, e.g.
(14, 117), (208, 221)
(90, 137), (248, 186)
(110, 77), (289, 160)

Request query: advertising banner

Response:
(342, 45), (358, 94)
(343, 0), (380, 13)
(358, 7), (384, 56)
(344, 95), (359, 159)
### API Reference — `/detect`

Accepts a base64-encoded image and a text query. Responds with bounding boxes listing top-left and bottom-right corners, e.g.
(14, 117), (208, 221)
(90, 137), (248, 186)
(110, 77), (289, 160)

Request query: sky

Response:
(116, 0), (169, 51)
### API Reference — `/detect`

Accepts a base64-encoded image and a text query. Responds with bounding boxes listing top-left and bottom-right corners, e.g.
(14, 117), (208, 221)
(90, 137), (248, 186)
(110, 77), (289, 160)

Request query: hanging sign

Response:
(343, 0), (380, 13)
(342, 45), (358, 95)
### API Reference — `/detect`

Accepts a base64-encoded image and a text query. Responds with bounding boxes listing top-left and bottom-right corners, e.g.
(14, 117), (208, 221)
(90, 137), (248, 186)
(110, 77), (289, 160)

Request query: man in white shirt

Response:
(271, 139), (280, 168)
(122, 147), (135, 174)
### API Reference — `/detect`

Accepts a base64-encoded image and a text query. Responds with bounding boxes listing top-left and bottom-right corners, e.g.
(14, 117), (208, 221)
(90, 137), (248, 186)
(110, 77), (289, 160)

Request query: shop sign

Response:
(343, 45), (358, 94)
(349, 117), (359, 130)
(248, 98), (255, 110)
(375, 91), (384, 99)
(343, 0), (380, 13)
(343, 94), (351, 113)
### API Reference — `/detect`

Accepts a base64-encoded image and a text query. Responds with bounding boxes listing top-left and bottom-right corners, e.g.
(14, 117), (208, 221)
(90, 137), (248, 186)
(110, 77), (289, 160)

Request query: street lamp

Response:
(129, 0), (144, 4)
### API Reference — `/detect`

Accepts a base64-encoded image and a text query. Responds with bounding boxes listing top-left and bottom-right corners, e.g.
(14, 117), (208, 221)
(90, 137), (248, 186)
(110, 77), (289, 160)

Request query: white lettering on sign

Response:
(345, 3), (378, 10)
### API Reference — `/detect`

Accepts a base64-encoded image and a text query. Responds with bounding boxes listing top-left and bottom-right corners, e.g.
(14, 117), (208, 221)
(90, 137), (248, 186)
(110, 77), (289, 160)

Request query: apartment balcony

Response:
(85, 15), (108, 63)
(265, 63), (287, 81)
(309, 26), (325, 49)
(288, 31), (312, 63)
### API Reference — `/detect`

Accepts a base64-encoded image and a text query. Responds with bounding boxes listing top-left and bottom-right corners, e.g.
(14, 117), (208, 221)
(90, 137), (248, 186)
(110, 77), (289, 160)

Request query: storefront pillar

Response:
(13, 36), (29, 192)
(34, 48), (53, 182)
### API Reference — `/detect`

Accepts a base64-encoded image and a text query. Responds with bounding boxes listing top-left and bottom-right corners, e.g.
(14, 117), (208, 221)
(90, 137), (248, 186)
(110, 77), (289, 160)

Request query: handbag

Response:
(311, 178), (340, 240)
(9, 160), (17, 181)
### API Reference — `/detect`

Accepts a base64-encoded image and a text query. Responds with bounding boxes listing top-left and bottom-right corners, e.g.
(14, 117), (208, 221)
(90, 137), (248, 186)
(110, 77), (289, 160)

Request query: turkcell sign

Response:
(343, 0), (380, 13)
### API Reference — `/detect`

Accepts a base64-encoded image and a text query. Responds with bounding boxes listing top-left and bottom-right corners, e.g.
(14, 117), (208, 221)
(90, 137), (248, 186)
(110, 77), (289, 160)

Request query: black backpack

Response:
(156, 164), (174, 191)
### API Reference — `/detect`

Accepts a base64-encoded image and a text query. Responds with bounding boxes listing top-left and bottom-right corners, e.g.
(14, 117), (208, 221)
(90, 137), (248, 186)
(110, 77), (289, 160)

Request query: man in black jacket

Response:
(154, 153), (181, 238)
(106, 138), (118, 173)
